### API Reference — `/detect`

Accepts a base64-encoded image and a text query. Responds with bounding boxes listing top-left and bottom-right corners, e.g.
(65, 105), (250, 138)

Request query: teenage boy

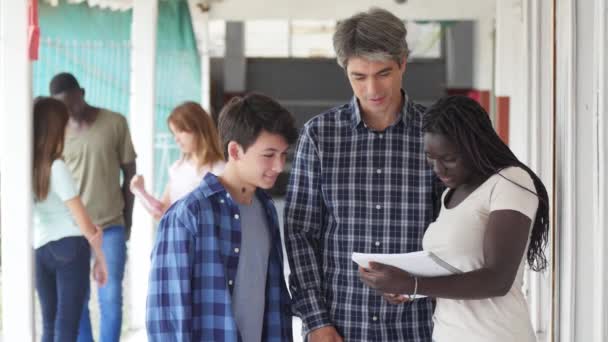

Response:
(146, 93), (297, 341)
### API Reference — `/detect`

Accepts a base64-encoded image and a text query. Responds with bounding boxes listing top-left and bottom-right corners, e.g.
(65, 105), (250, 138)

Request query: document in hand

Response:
(352, 250), (463, 277)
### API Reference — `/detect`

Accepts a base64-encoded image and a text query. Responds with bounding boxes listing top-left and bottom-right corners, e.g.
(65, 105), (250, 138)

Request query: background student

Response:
(130, 101), (225, 219)
(33, 97), (108, 342)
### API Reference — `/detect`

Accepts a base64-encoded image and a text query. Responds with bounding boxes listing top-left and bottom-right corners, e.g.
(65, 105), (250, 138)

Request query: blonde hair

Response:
(33, 97), (70, 201)
(167, 102), (224, 170)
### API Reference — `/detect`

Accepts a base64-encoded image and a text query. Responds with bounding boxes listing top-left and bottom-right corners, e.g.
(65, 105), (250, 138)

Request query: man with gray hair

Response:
(285, 8), (439, 341)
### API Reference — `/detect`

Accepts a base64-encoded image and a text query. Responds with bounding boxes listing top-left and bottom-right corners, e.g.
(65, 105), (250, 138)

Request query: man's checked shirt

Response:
(285, 93), (439, 341)
(146, 173), (293, 341)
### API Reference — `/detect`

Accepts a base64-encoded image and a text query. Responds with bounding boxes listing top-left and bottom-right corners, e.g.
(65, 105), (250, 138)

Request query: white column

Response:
(592, 0), (607, 340)
(128, 0), (158, 331)
(199, 13), (212, 111)
(0, 1), (34, 341)
(570, 0), (597, 340)
(495, 0), (528, 160)
(521, 1), (555, 341)
(472, 18), (494, 92)
(554, 0), (577, 339)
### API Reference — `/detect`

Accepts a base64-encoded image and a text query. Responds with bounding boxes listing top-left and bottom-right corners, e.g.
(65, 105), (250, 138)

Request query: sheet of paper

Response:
(352, 250), (462, 277)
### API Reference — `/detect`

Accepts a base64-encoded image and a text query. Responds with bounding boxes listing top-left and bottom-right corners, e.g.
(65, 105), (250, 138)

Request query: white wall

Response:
(473, 18), (494, 91)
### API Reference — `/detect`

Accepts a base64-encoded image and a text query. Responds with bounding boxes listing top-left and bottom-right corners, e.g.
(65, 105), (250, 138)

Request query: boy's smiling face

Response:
(231, 130), (289, 190)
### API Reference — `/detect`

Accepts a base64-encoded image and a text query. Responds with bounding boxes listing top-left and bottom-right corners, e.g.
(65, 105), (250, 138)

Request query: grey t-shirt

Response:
(232, 196), (272, 342)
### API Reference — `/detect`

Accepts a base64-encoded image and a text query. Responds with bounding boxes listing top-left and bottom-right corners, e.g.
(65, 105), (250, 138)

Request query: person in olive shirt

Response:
(50, 72), (137, 342)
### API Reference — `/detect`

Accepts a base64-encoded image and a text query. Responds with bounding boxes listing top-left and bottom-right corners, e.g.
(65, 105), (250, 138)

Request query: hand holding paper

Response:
(359, 262), (416, 295)
(353, 250), (462, 277)
(355, 250), (462, 298)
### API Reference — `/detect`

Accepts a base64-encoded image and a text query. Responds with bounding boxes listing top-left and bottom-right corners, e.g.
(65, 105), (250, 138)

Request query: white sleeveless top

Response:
(168, 159), (225, 204)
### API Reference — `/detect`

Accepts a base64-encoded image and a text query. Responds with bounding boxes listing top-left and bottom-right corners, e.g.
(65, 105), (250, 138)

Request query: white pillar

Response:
(201, 42), (212, 111)
(0, 1), (34, 341)
(521, 1), (555, 341)
(495, 0), (527, 159)
(472, 18), (494, 92)
(198, 12), (212, 111)
(554, 0), (577, 339)
(592, 0), (608, 340)
(128, 0), (158, 331)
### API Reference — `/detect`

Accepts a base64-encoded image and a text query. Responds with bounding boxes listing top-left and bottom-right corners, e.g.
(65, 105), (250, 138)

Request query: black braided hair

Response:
(422, 95), (550, 272)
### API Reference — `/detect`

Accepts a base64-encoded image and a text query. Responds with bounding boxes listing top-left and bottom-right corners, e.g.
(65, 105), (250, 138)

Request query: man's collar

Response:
(349, 90), (410, 130)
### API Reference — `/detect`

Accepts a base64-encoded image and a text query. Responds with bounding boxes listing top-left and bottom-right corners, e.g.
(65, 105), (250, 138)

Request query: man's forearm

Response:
(122, 185), (134, 227)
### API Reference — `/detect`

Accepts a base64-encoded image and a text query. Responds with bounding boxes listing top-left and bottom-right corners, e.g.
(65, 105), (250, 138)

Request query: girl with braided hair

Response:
(360, 95), (549, 342)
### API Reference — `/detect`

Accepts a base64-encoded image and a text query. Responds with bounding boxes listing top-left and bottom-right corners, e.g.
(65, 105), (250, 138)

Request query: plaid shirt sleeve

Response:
(284, 126), (332, 333)
(146, 209), (196, 342)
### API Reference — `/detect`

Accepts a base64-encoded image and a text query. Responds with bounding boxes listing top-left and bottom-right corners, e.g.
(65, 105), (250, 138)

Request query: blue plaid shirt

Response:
(285, 93), (440, 341)
(146, 173), (293, 342)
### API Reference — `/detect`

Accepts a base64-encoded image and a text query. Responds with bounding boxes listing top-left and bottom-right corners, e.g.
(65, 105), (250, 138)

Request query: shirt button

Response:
(228, 280), (234, 286)
(376, 169), (382, 174)
(234, 247), (240, 254)
(372, 315), (378, 321)
(220, 199), (225, 203)
(375, 241), (381, 246)
(234, 214), (239, 220)
(376, 205), (381, 210)
(378, 134), (383, 139)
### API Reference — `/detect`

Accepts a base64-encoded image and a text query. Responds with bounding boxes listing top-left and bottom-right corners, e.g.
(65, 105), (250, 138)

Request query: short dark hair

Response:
(218, 93), (298, 158)
(49, 72), (81, 95)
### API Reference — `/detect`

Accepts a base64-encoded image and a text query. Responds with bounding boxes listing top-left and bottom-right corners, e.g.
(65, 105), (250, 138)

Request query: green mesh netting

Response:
(34, 0), (201, 195)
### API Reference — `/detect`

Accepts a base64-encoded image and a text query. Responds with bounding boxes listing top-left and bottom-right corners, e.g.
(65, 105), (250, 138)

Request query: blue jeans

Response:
(77, 225), (127, 342)
(36, 236), (91, 342)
